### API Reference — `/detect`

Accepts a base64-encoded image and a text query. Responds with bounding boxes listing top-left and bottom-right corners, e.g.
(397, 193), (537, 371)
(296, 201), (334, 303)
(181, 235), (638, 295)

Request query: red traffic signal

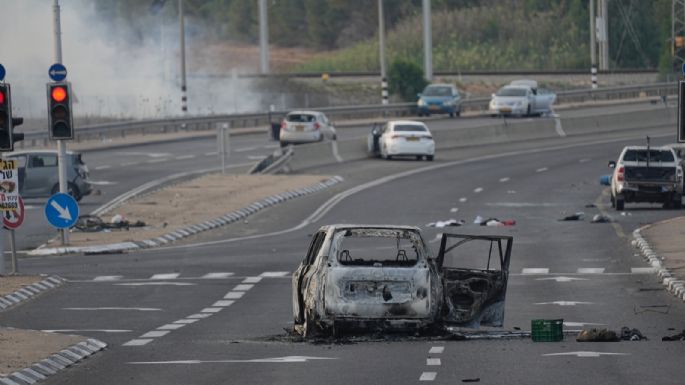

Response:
(51, 86), (67, 103)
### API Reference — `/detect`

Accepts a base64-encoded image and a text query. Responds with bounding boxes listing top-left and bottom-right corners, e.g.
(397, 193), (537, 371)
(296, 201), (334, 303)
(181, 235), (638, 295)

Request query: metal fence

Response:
(20, 82), (678, 148)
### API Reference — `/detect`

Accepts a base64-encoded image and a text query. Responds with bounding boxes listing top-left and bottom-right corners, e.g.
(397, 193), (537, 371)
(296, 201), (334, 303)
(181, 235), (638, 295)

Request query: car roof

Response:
(319, 224), (422, 232)
(388, 120), (427, 127)
(5, 149), (81, 156)
(286, 110), (322, 115)
(623, 145), (674, 151)
(499, 85), (529, 91)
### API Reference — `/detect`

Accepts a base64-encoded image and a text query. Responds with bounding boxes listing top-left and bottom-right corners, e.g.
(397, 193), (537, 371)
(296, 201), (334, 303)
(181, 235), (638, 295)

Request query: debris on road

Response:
(473, 216), (516, 226)
(462, 378), (480, 383)
(75, 215), (146, 232)
(559, 212), (585, 221)
(620, 327), (647, 341)
(427, 219), (465, 228)
(576, 328), (620, 342)
(662, 330), (685, 341)
(591, 214), (614, 223)
(585, 203), (597, 208)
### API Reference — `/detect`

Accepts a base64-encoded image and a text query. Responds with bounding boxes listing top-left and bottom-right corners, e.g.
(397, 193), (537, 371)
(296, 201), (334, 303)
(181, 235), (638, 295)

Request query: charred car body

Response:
(292, 225), (512, 337)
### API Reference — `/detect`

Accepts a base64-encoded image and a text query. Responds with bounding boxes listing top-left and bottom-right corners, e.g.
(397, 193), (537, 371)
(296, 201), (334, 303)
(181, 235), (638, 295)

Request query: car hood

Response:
(491, 96), (526, 103)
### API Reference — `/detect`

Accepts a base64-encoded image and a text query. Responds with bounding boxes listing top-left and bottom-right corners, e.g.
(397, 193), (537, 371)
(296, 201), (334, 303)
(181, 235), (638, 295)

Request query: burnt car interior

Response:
(336, 229), (421, 267)
(437, 234), (512, 327)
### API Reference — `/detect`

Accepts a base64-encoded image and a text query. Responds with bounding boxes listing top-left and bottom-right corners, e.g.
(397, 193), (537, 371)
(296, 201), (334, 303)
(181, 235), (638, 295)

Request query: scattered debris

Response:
(634, 304), (670, 314)
(559, 212), (585, 221)
(620, 327), (647, 341)
(584, 203), (597, 208)
(591, 214), (613, 223)
(427, 219), (465, 228)
(662, 330), (685, 341)
(75, 215), (146, 232)
(620, 212), (632, 216)
(474, 216), (516, 226)
(462, 378), (480, 383)
(576, 328), (620, 342)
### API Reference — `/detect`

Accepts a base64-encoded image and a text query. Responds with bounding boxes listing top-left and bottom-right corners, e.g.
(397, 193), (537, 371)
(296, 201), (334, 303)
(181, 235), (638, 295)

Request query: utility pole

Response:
(259, 0), (270, 74)
(598, 0), (609, 71)
(378, 0), (388, 105)
(673, 0), (685, 75)
(590, 0), (598, 88)
(422, 0), (433, 81)
(53, 0), (69, 245)
(179, 0), (187, 113)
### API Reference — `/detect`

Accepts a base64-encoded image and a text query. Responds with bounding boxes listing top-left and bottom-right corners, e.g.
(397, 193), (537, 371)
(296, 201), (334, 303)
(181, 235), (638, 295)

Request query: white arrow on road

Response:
(534, 301), (595, 306)
(129, 356), (337, 365)
(50, 200), (72, 221)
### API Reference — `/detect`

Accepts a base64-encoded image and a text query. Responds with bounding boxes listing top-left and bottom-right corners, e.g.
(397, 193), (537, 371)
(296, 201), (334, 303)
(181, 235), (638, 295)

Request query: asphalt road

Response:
(3, 103), (685, 384)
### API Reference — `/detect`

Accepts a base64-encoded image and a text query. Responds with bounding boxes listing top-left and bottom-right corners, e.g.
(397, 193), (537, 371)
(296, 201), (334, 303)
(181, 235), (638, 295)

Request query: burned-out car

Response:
(292, 225), (512, 337)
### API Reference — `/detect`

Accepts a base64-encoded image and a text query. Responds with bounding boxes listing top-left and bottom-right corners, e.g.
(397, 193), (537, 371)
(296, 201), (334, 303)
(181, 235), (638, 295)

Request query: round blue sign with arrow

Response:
(0, 64), (5, 82)
(45, 192), (79, 229)
(48, 63), (68, 82)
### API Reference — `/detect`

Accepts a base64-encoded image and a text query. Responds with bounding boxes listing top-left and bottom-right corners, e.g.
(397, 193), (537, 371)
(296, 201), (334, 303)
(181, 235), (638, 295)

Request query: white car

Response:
(369, 120), (435, 161)
(489, 80), (556, 116)
(279, 110), (336, 146)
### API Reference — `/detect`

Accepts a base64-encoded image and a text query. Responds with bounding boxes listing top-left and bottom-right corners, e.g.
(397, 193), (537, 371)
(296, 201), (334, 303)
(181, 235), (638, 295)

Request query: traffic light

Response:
(47, 82), (73, 140)
(0, 83), (14, 151)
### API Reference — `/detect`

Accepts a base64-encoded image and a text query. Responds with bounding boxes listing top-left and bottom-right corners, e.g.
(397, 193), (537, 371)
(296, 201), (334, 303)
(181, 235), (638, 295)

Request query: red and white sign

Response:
(3, 196), (24, 230)
(0, 159), (19, 212)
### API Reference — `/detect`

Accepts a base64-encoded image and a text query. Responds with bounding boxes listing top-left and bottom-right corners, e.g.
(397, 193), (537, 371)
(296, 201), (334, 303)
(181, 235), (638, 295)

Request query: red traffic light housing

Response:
(0, 83), (20, 152)
(47, 82), (73, 140)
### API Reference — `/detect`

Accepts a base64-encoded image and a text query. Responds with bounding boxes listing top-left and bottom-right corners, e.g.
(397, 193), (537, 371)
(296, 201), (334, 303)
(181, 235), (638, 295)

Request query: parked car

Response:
(279, 110), (336, 147)
(417, 84), (462, 117)
(609, 145), (683, 210)
(4, 150), (92, 201)
(367, 120), (435, 161)
(292, 224), (513, 337)
(489, 80), (556, 117)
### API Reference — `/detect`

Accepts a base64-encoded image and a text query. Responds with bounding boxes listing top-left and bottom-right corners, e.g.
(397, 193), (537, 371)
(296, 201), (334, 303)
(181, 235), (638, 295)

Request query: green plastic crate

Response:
(531, 319), (564, 342)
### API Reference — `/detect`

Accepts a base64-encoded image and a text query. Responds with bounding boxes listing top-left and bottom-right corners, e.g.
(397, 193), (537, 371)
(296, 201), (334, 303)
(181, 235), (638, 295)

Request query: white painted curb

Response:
(0, 276), (66, 311)
(633, 228), (685, 302)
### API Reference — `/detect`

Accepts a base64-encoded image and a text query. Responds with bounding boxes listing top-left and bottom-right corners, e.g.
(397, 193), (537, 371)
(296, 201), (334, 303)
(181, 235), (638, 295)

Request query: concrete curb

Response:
(632, 227), (685, 303)
(0, 276), (66, 312)
(28, 176), (344, 256)
(0, 338), (107, 385)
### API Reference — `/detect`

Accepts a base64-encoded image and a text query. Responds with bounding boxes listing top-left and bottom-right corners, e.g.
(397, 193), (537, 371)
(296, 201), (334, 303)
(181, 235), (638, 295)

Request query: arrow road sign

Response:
(45, 192), (79, 229)
(48, 63), (68, 82)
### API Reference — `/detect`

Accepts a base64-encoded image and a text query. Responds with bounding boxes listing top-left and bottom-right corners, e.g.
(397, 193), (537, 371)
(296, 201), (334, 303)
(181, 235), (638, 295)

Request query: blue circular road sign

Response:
(45, 192), (79, 229)
(0, 64), (5, 82)
(48, 63), (68, 82)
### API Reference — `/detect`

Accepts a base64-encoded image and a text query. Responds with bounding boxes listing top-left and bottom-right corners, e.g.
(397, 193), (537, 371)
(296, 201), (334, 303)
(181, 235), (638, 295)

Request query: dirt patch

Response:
(0, 276), (43, 297)
(58, 173), (330, 247)
(0, 327), (85, 376)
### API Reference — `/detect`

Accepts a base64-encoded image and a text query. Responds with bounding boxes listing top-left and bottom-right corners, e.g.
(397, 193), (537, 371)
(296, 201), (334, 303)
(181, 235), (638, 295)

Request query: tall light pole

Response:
(179, 0), (187, 113)
(259, 0), (270, 74)
(590, 0), (598, 88)
(378, 0), (388, 105)
(53, 0), (69, 245)
(598, 0), (609, 70)
(422, 0), (433, 81)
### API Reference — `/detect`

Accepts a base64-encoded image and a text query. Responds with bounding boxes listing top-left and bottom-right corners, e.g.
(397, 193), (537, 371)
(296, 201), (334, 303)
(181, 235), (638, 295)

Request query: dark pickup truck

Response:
(609, 146), (683, 210)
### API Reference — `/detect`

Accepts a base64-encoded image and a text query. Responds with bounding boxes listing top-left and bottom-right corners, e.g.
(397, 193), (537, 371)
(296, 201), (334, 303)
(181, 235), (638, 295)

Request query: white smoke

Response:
(0, 0), (262, 124)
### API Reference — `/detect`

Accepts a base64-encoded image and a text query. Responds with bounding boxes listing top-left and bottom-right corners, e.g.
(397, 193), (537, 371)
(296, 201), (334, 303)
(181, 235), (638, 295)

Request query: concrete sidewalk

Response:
(634, 216), (685, 302)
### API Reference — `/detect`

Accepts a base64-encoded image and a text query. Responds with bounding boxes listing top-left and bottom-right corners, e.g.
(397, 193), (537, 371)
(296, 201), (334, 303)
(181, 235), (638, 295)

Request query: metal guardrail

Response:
(18, 82), (678, 148)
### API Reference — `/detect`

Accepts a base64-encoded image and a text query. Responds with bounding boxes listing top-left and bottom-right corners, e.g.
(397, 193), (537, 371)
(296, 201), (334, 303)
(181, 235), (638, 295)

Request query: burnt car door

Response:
(436, 234), (512, 327)
(292, 230), (327, 325)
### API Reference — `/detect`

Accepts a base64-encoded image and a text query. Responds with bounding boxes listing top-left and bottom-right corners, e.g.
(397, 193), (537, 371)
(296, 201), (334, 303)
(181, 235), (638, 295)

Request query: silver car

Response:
(489, 80), (556, 116)
(279, 110), (336, 146)
(5, 150), (92, 201)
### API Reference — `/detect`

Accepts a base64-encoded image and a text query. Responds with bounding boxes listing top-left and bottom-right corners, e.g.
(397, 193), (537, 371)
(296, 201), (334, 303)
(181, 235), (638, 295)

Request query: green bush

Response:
(388, 59), (428, 102)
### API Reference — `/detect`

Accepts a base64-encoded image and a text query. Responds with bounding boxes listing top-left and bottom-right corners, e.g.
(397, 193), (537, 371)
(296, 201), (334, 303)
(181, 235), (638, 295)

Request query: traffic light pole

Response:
(54, 0), (68, 245)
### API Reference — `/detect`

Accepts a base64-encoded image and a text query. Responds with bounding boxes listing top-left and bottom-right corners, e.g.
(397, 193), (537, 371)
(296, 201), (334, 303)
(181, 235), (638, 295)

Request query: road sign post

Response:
(4, 196), (24, 274)
(679, 81), (685, 143)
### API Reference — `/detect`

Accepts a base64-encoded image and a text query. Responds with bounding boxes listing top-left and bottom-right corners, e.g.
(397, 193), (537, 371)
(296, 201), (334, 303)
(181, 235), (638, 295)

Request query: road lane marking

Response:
(63, 307), (162, 311)
(426, 358), (441, 366)
(129, 356), (337, 365)
(224, 292), (244, 299)
(536, 276), (588, 282)
(534, 301), (595, 306)
(522, 268), (549, 275)
(187, 313), (213, 319)
(175, 155), (196, 160)
(260, 272), (289, 277)
(536, 167), (548, 173)
(202, 272), (234, 279)
(631, 267), (657, 274)
(150, 273), (180, 280)
(42, 329), (131, 333)
(174, 319), (200, 324)
(543, 352), (628, 358)
(123, 339), (153, 346)
(157, 324), (185, 330)
(449, 207), (458, 213)
(201, 307), (223, 313)
(242, 277), (262, 284)
(121, 161), (139, 167)
(141, 331), (170, 338)
(147, 159), (166, 164)
(553, 113), (566, 137)
(94, 165), (111, 170)
(486, 202), (559, 207)
(235, 146), (258, 153)
(115, 282), (194, 286)
(577, 268), (605, 274)
(499, 177), (510, 182)
(93, 275), (123, 281)
(428, 347), (444, 354)
(459, 197), (467, 203)
(419, 372), (437, 381)
(248, 155), (267, 160)
(474, 187), (483, 193)
(232, 284), (254, 291)
(212, 300), (235, 307)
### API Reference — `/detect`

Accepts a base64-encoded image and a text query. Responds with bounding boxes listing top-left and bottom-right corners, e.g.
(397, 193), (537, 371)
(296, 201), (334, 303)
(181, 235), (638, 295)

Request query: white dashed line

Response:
(224, 292), (245, 299)
(473, 187), (483, 193)
(212, 300), (235, 307)
(536, 167), (548, 173)
(577, 268), (605, 274)
(123, 339), (153, 347)
(175, 155), (196, 160)
(174, 319), (200, 324)
(428, 347), (444, 354)
(42, 329), (131, 333)
(141, 331), (170, 338)
(459, 197), (467, 203)
(449, 207), (458, 213)
(260, 272), (289, 277)
(631, 267), (657, 274)
(187, 313), (213, 319)
(232, 284), (254, 291)
(63, 307), (161, 311)
(95, 165), (112, 170)
(150, 273), (180, 280)
(242, 277), (262, 284)
(534, 301), (595, 306)
(499, 177), (510, 182)
(419, 372), (437, 381)
(93, 276), (123, 281)
(157, 324), (186, 331)
(522, 268), (549, 275)
(201, 272), (234, 279)
(536, 276), (588, 282)
(115, 282), (194, 286)
(201, 307), (223, 313)
(426, 358), (441, 366)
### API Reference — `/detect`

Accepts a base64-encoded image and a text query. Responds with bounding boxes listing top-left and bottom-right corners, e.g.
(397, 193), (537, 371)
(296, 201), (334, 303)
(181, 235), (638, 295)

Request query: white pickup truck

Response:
(489, 80), (556, 117)
(609, 146), (683, 210)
